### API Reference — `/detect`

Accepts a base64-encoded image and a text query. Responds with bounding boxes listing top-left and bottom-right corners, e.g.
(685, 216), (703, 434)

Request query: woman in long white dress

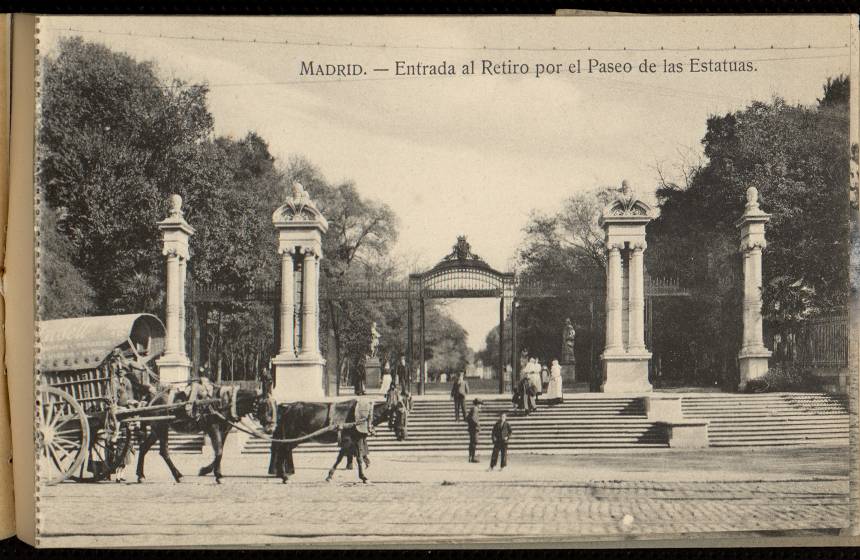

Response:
(380, 361), (393, 394)
(546, 359), (563, 404)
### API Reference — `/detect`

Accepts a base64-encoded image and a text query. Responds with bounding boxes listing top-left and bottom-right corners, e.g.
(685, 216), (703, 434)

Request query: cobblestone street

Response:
(38, 445), (849, 547)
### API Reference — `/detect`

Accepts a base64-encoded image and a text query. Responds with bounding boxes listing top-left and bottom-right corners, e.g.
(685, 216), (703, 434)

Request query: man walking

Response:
(260, 365), (273, 399)
(466, 398), (482, 463)
(353, 357), (367, 396)
(450, 374), (469, 421)
(489, 412), (512, 471)
(394, 354), (409, 395)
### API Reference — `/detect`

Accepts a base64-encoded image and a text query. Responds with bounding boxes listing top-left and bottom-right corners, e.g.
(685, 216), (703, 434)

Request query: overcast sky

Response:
(39, 15), (853, 351)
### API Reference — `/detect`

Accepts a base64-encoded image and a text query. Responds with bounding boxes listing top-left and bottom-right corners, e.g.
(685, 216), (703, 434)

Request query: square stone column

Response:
(598, 181), (653, 393)
(736, 187), (772, 389)
(156, 195), (195, 384)
(271, 182), (329, 402)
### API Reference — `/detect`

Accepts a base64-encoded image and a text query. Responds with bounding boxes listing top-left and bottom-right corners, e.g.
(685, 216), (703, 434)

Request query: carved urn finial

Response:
(745, 186), (759, 211)
(620, 179), (630, 195)
(168, 194), (183, 218)
(285, 181), (309, 202)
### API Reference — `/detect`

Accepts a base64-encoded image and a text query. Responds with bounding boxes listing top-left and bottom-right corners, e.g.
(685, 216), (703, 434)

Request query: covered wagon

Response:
(37, 314), (166, 484)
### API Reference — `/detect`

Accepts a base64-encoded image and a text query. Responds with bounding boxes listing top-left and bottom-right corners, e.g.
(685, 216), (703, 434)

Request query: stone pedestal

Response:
(738, 349), (772, 389)
(658, 421), (709, 448)
(601, 352), (652, 393)
(644, 395), (683, 422)
(736, 187), (772, 390)
(156, 355), (193, 385)
(272, 356), (325, 401)
(598, 181), (654, 394)
(270, 182), (329, 402)
(560, 362), (577, 386)
(155, 194), (194, 385)
(365, 357), (382, 392)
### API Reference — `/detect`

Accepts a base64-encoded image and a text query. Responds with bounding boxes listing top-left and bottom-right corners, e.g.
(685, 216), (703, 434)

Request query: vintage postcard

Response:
(10, 14), (860, 547)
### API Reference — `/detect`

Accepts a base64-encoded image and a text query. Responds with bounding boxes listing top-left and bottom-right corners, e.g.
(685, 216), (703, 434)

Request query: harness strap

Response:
(213, 410), (357, 444)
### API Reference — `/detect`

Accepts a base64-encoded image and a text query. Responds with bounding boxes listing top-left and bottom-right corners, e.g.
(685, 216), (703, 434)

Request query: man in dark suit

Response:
(450, 374), (469, 421)
(466, 398), (482, 463)
(353, 357), (367, 396)
(394, 355), (409, 395)
(260, 365), (273, 399)
(489, 412), (512, 471)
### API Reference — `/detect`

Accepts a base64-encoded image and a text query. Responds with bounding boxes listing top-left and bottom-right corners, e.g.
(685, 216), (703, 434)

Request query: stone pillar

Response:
(736, 186), (772, 389)
(300, 248), (321, 360)
(598, 180), (653, 393)
(271, 182), (328, 402)
(156, 194), (195, 384)
(605, 245), (623, 352)
(178, 258), (187, 355)
(279, 248), (295, 356)
(163, 253), (180, 355)
(628, 244), (646, 351)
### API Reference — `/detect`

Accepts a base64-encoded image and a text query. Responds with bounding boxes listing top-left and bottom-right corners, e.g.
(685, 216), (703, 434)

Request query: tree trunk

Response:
(328, 300), (343, 396)
(200, 304), (209, 372)
(190, 304), (201, 373)
(215, 310), (223, 383)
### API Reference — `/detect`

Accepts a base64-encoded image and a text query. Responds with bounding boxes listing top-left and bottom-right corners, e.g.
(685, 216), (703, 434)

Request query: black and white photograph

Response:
(24, 14), (859, 547)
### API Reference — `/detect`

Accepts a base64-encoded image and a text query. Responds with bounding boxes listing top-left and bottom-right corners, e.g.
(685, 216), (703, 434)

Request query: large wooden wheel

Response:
(72, 412), (133, 482)
(37, 386), (90, 486)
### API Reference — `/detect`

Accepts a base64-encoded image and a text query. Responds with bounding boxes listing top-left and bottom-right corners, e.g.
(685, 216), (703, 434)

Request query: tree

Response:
(647, 76), (851, 386)
(38, 206), (96, 319)
(506, 187), (614, 381)
(285, 157), (404, 378)
(474, 322), (512, 378)
(38, 37), (470, 390)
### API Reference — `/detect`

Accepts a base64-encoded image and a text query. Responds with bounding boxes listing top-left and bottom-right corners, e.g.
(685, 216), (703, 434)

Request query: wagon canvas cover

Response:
(38, 314), (166, 373)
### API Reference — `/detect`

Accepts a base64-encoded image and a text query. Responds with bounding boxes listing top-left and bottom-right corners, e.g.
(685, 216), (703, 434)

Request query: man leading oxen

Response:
(267, 394), (408, 484)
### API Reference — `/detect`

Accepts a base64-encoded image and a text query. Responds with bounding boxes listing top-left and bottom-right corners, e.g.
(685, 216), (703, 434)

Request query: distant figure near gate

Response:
(546, 359), (563, 404)
(394, 355), (409, 395)
(450, 374), (469, 421)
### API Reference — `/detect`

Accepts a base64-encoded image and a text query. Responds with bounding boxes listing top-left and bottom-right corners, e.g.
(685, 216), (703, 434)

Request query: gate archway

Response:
(187, 236), (691, 395)
(408, 236), (515, 394)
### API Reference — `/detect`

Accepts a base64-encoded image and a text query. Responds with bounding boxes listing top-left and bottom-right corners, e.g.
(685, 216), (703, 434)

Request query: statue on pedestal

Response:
(369, 321), (381, 358)
(562, 318), (576, 363)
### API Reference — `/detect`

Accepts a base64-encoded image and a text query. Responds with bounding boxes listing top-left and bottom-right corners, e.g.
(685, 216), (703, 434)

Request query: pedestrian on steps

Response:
(380, 360), (393, 395)
(466, 398), (482, 462)
(489, 412), (512, 471)
(450, 374), (469, 421)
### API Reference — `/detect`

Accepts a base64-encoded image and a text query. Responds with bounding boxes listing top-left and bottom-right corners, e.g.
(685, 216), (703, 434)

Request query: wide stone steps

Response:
(165, 392), (849, 455)
(243, 396), (663, 454)
(682, 393), (848, 446)
(164, 431), (205, 454)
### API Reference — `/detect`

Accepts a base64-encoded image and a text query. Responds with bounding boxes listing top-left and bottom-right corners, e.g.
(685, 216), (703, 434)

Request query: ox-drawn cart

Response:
(36, 314), (168, 485)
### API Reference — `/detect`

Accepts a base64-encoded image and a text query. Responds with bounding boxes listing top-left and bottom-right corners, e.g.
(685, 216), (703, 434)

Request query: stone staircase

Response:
(242, 396), (667, 455)
(164, 431), (206, 454)
(681, 393), (849, 447)
(167, 392), (849, 456)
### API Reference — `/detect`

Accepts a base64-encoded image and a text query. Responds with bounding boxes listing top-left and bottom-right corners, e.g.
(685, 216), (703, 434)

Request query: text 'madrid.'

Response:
(299, 58), (757, 78)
